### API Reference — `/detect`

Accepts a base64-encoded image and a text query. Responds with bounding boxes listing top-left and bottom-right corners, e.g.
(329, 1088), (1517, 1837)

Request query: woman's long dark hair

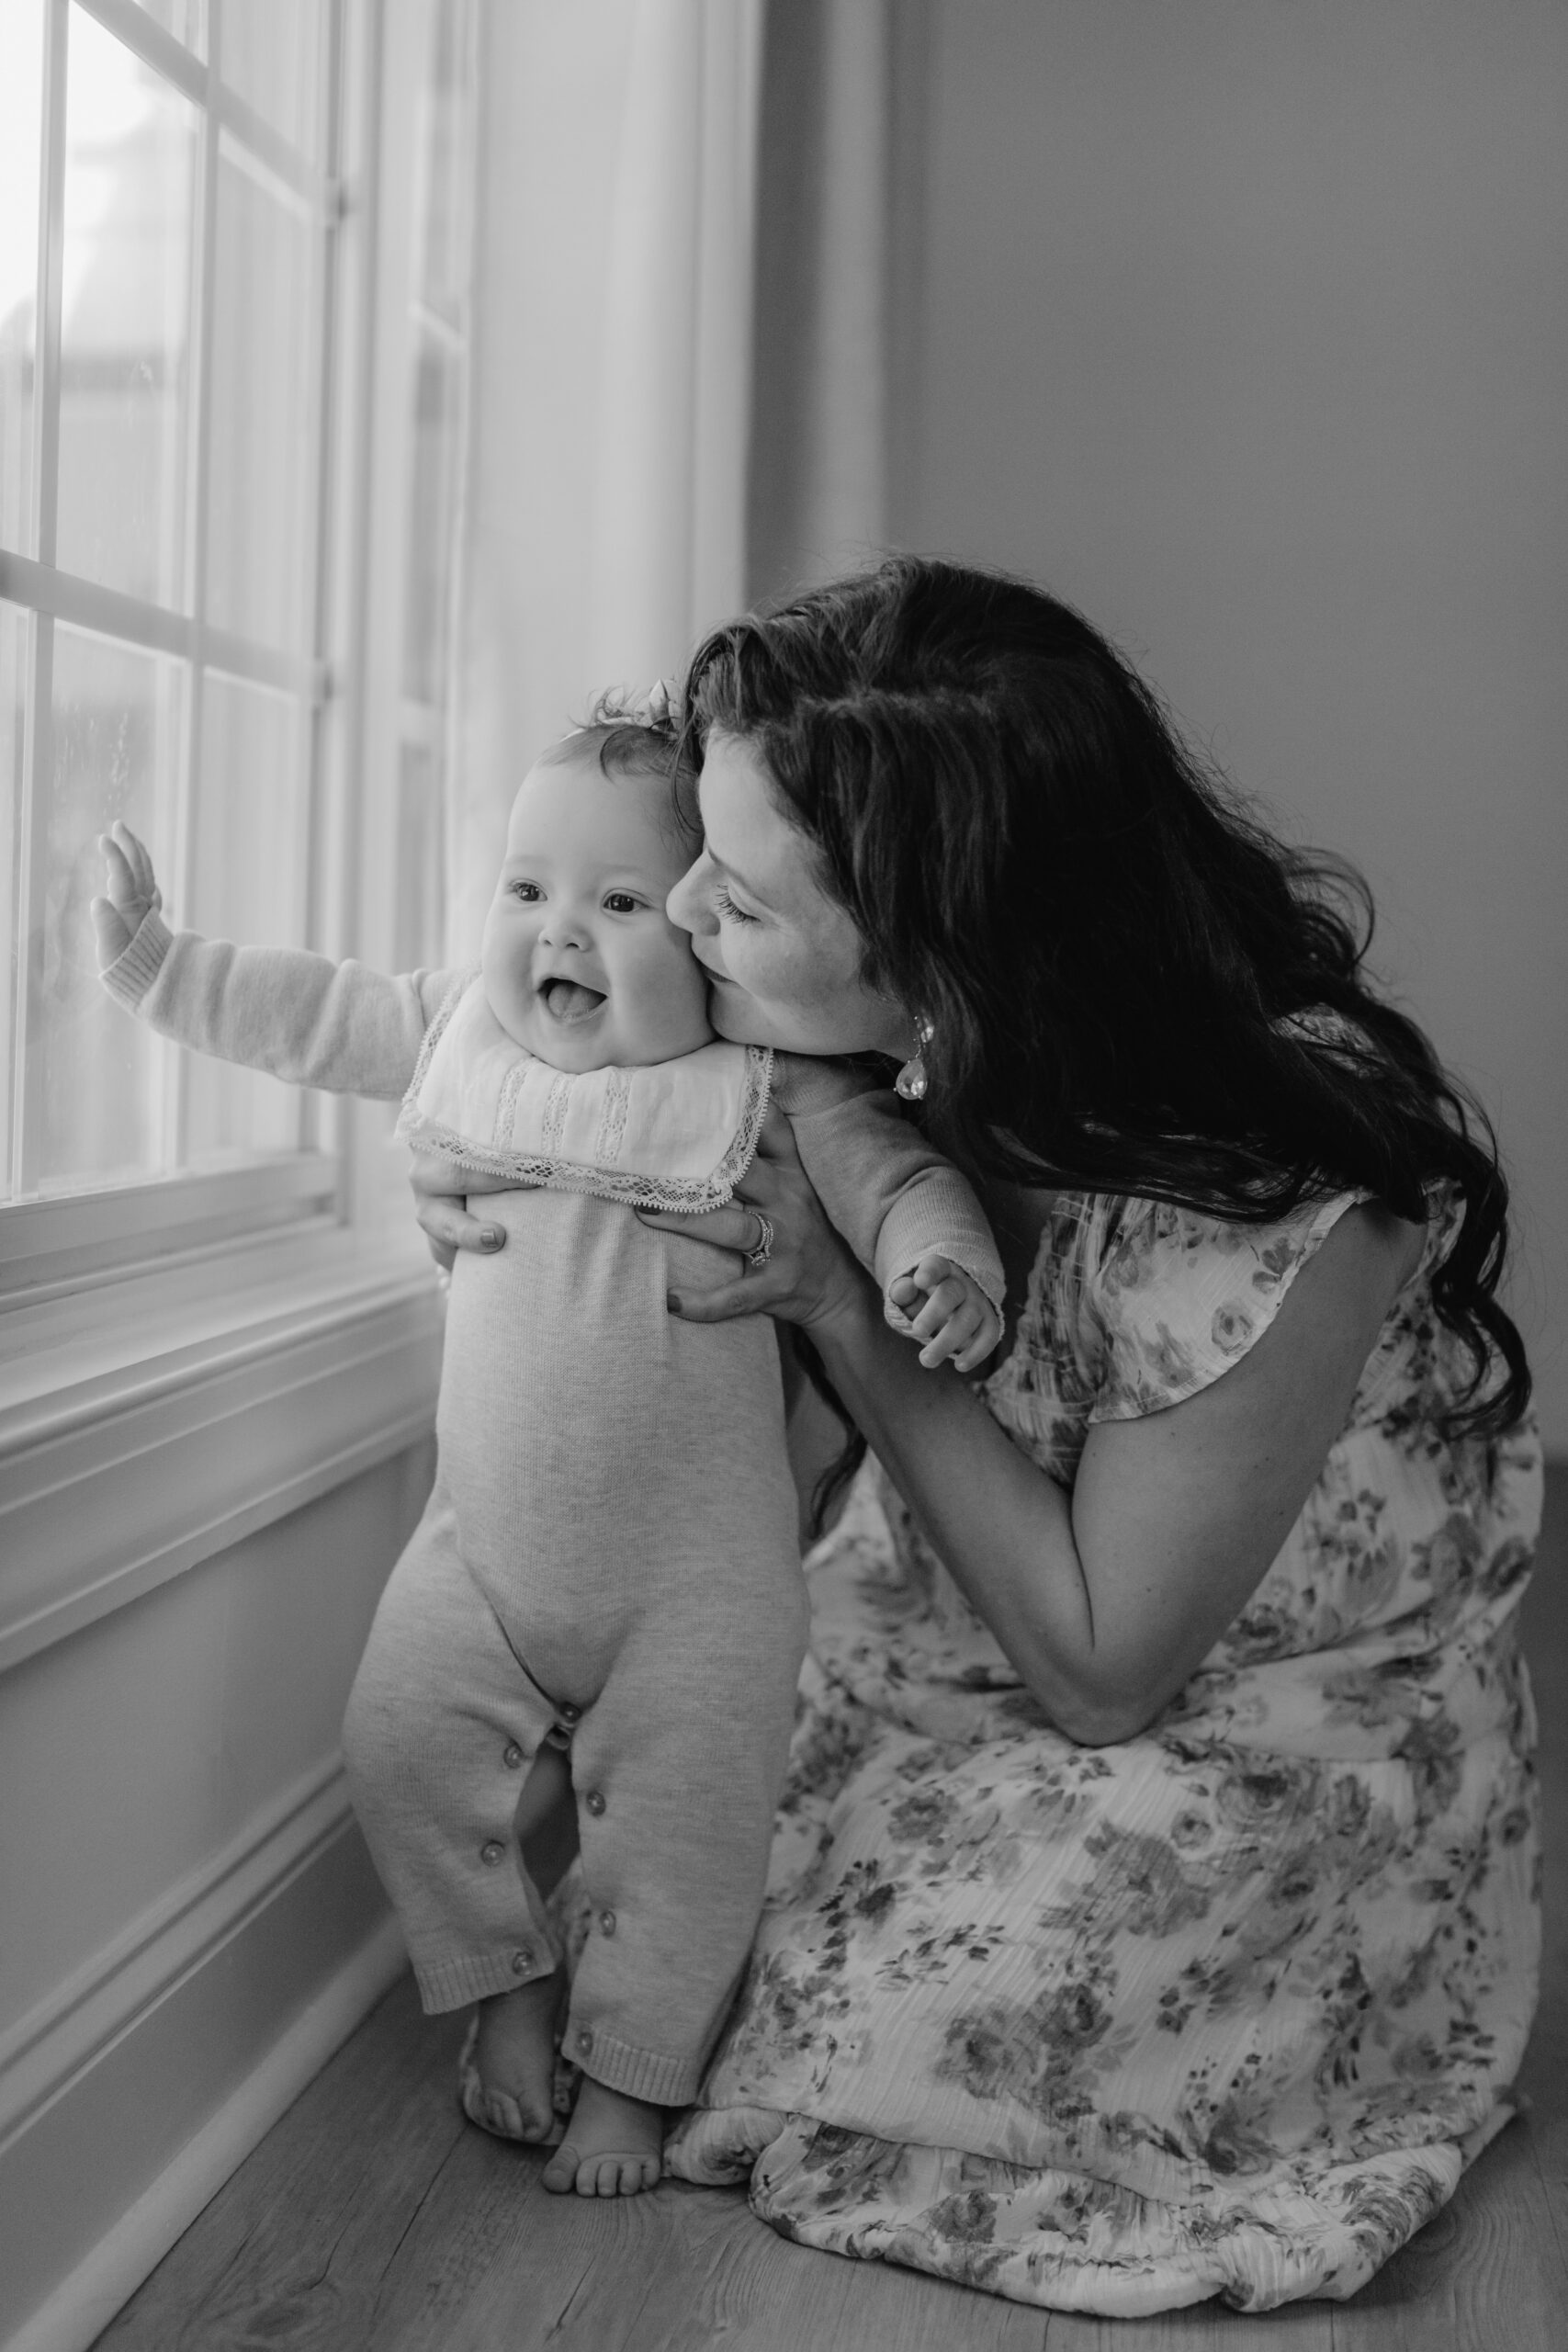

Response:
(684, 556), (1530, 1448)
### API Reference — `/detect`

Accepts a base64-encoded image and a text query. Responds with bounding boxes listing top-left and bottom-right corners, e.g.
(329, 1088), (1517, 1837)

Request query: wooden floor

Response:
(98, 1473), (1568, 2352)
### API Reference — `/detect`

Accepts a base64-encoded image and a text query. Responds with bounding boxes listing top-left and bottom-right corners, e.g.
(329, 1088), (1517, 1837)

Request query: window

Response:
(0, 0), (477, 1301)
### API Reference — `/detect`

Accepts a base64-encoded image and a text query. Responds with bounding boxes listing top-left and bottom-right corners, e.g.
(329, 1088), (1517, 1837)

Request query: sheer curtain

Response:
(451, 0), (762, 947)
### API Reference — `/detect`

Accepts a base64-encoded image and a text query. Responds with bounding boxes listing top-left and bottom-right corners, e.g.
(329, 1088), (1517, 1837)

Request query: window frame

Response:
(1, 0), (356, 1274)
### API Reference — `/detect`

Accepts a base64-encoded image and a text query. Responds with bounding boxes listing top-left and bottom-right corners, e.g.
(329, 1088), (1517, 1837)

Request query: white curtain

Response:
(452, 0), (763, 945)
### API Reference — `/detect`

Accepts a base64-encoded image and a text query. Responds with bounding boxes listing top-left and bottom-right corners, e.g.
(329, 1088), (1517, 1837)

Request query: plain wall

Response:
(0, 1442), (432, 2341)
(894, 0), (1568, 1446)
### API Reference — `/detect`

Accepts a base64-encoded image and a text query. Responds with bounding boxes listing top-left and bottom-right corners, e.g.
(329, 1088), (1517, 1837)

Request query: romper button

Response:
(584, 1789), (605, 1816)
(576, 2027), (593, 2054)
(502, 1743), (524, 1769)
(480, 1839), (505, 1865)
(511, 1946), (534, 1975)
(599, 1910), (616, 1936)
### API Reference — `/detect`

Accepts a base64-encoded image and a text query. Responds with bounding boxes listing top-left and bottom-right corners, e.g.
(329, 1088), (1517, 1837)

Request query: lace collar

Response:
(394, 973), (773, 1210)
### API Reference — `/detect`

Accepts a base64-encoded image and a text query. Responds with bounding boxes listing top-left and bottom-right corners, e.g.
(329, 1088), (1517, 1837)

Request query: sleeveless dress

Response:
(662, 1181), (1542, 2314)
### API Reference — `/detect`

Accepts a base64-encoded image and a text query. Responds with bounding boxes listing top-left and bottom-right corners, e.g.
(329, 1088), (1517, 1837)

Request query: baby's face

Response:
(479, 747), (712, 1072)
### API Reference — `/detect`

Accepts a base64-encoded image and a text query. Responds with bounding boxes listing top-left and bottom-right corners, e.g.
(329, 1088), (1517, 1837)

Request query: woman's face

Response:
(666, 730), (910, 1057)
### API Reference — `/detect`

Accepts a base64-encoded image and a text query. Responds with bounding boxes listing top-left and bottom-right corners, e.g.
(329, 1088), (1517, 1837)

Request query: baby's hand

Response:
(92, 820), (163, 971)
(887, 1253), (1002, 1374)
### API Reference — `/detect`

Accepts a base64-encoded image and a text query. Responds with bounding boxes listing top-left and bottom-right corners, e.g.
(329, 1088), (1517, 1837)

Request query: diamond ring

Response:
(744, 1210), (775, 1272)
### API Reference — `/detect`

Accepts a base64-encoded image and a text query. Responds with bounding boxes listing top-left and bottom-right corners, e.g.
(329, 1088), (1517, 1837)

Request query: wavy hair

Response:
(683, 556), (1529, 1443)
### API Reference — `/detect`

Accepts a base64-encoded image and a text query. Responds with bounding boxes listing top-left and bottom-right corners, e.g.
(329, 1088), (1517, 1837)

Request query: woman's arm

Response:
(645, 1113), (1423, 1745)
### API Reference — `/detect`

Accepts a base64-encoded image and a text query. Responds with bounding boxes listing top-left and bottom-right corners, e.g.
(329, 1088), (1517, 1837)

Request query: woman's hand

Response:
(408, 1150), (515, 1271)
(636, 1106), (873, 1335)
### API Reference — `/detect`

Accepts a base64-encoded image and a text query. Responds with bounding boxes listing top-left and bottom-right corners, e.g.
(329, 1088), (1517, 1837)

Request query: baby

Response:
(94, 698), (1003, 2198)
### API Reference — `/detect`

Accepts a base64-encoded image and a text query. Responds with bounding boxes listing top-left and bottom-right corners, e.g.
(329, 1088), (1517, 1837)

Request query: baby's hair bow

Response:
(587, 680), (682, 731)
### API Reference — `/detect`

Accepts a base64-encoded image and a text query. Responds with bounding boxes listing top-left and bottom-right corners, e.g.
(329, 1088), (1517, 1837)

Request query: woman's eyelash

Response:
(715, 888), (758, 924)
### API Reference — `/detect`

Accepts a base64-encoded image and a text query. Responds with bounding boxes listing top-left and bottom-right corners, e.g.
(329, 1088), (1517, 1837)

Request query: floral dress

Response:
(661, 1182), (1542, 2315)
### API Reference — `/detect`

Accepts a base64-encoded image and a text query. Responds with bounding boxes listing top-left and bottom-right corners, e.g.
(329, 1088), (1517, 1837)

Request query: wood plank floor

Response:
(97, 1470), (1568, 2351)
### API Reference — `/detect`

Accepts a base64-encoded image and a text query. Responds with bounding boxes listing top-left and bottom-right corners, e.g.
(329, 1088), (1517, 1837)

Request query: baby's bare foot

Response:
(542, 2076), (663, 2196)
(462, 1975), (560, 2143)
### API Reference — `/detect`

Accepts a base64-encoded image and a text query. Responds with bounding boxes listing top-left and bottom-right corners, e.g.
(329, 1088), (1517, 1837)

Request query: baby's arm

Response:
(771, 1057), (1005, 1374)
(95, 821), (457, 1098)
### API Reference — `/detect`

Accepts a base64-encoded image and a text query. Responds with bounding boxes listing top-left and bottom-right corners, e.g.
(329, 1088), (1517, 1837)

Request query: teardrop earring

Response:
(895, 1016), (935, 1102)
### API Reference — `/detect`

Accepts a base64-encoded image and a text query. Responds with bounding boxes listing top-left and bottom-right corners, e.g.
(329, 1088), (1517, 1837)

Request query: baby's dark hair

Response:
(540, 690), (701, 849)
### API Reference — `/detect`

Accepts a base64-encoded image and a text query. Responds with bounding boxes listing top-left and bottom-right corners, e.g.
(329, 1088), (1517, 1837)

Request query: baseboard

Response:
(0, 1824), (406, 2352)
(0, 1758), (357, 2146)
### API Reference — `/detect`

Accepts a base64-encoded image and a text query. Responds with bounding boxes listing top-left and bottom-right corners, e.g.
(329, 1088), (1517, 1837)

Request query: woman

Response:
(414, 559), (1540, 2315)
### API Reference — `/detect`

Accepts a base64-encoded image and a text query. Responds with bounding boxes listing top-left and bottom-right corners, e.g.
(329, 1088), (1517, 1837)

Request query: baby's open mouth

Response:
(539, 977), (606, 1023)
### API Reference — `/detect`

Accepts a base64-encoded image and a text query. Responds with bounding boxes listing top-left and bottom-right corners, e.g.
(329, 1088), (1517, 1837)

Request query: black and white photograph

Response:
(0, 4), (1562, 2346)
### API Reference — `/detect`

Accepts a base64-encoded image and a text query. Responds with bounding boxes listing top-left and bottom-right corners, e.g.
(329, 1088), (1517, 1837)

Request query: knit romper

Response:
(102, 917), (1004, 2105)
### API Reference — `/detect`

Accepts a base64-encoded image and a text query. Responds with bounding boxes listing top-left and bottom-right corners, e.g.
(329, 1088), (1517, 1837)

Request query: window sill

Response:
(0, 1223), (445, 1672)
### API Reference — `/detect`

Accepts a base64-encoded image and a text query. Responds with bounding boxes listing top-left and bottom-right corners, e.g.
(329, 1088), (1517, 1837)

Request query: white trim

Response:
(0, 1755), (356, 2148)
(0, 1249), (441, 1673)
(0, 1155), (336, 1296)
(4, 1914), (407, 2352)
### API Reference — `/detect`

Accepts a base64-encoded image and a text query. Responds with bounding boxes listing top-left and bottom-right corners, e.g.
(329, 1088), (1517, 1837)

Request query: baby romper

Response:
(102, 919), (1004, 2103)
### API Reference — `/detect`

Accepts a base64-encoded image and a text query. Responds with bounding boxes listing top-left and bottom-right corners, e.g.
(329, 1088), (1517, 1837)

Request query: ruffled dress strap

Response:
(1086, 1187), (1373, 1423)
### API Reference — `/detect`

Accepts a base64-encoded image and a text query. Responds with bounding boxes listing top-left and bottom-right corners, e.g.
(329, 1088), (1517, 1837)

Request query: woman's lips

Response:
(540, 978), (605, 1023)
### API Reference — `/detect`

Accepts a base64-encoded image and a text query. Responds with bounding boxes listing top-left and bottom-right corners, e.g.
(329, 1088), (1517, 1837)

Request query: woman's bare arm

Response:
(815, 1203), (1418, 1740)
(645, 1113), (1422, 1744)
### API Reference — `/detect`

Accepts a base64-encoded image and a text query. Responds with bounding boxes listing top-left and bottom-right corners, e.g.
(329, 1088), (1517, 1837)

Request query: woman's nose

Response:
(666, 857), (710, 935)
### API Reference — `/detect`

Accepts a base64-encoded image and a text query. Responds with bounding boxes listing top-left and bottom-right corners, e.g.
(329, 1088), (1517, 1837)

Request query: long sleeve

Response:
(773, 1055), (1006, 1319)
(100, 908), (464, 1102)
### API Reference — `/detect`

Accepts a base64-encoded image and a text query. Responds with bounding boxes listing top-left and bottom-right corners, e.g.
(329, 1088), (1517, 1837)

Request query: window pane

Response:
(181, 671), (309, 1161)
(55, 3), (197, 608)
(391, 738), (446, 975)
(415, 0), (472, 322)
(31, 624), (186, 1194)
(402, 334), (461, 706)
(220, 0), (323, 162)
(204, 141), (317, 651)
(0, 0), (44, 559)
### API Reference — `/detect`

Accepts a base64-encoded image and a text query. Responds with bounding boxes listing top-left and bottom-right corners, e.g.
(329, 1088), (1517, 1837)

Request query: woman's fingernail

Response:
(667, 1291), (682, 1314)
(480, 1226), (503, 1250)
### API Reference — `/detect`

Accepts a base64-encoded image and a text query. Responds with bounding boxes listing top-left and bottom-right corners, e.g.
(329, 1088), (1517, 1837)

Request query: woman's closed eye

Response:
(715, 887), (759, 925)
